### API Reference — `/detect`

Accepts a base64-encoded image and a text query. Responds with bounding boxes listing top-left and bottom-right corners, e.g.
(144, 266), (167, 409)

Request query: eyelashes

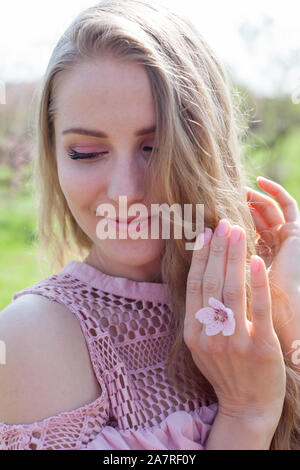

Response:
(67, 149), (108, 160)
(67, 146), (155, 160)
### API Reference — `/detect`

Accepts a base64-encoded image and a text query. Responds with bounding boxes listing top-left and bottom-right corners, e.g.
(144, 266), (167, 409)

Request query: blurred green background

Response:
(0, 78), (299, 312)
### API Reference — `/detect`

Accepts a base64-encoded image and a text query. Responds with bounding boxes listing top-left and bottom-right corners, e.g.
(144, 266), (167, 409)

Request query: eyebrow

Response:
(62, 125), (156, 138)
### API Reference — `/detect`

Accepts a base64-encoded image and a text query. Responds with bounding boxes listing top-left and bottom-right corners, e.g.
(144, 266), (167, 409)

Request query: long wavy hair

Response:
(33, 0), (300, 449)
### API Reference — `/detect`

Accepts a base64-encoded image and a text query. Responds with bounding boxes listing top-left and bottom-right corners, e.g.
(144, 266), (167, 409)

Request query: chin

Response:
(99, 237), (164, 260)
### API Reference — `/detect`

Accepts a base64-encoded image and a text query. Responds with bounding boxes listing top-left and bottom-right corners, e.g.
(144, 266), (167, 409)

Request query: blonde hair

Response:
(33, 0), (300, 449)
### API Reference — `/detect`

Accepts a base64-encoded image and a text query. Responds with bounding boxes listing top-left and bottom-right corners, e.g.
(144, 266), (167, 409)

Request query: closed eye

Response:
(67, 149), (108, 160)
(67, 146), (155, 160)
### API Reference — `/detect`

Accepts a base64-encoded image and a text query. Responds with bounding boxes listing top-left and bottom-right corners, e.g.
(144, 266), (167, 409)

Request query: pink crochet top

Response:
(0, 260), (218, 450)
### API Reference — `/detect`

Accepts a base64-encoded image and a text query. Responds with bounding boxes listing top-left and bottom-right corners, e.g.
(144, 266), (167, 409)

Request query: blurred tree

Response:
(0, 81), (39, 193)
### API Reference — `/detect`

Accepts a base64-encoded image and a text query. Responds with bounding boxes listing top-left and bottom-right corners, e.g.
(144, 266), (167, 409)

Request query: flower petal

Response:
(222, 317), (236, 336)
(205, 321), (223, 336)
(208, 297), (225, 311)
(195, 307), (214, 324)
(225, 307), (234, 319)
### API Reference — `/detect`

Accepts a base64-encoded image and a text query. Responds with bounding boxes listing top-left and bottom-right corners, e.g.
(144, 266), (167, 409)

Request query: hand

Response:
(247, 177), (300, 331)
(184, 219), (286, 424)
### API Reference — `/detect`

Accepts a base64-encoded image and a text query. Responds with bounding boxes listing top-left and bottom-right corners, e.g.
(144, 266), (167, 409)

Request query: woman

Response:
(0, 0), (299, 450)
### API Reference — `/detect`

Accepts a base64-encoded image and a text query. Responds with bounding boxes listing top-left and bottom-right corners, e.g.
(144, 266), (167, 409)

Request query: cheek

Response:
(57, 160), (104, 210)
(58, 166), (83, 208)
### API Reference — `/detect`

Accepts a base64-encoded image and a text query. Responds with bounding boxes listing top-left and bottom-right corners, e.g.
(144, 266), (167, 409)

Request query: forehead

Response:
(54, 56), (156, 128)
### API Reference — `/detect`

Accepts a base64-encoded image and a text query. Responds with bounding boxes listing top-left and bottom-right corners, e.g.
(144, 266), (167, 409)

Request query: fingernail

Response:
(230, 227), (242, 244)
(257, 176), (267, 183)
(251, 256), (261, 273)
(204, 227), (213, 245)
(216, 219), (230, 237)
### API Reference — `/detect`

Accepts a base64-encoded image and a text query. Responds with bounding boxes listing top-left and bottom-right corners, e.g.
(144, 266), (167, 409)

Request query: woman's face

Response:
(54, 55), (165, 282)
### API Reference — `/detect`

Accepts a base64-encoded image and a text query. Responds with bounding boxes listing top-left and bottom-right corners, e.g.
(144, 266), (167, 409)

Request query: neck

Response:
(84, 245), (163, 283)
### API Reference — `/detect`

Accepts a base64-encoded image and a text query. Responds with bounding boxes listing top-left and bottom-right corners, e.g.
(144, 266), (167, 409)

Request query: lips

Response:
(110, 216), (150, 224)
(116, 216), (143, 223)
(105, 215), (153, 234)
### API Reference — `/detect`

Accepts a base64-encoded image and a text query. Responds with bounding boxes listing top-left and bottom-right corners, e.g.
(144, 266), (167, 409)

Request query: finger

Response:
(256, 176), (300, 223)
(247, 186), (285, 227)
(202, 219), (231, 310)
(248, 204), (275, 247)
(250, 255), (273, 339)
(222, 226), (248, 337)
(247, 197), (269, 229)
(277, 220), (300, 245)
(185, 227), (213, 334)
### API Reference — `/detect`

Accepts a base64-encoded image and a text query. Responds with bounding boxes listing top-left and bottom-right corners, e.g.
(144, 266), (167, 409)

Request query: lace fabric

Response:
(0, 260), (218, 450)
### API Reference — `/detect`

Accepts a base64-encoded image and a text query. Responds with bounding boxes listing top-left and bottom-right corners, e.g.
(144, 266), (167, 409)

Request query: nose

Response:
(106, 157), (145, 208)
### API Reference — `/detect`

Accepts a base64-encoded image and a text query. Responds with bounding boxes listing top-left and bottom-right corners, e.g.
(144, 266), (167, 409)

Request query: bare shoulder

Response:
(0, 294), (102, 425)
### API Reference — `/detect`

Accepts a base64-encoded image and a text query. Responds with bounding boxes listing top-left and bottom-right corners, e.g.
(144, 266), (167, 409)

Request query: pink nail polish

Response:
(257, 176), (268, 183)
(204, 228), (212, 245)
(251, 257), (261, 273)
(230, 227), (241, 244)
(216, 219), (229, 237)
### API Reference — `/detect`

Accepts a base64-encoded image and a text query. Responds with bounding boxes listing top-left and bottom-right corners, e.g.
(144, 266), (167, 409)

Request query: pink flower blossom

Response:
(194, 297), (236, 336)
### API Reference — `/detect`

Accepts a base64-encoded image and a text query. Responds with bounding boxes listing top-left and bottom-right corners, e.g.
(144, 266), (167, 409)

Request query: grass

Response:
(0, 165), (51, 311)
